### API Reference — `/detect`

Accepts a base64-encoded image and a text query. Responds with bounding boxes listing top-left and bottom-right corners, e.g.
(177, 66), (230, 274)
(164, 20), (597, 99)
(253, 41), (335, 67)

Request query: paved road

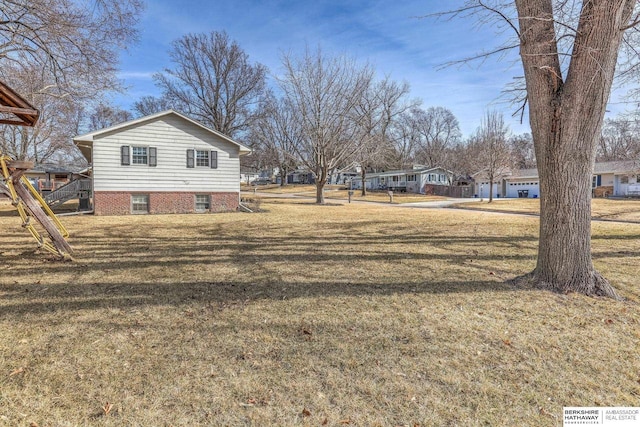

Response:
(243, 190), (486, 208)
(399, 198), (484, 208)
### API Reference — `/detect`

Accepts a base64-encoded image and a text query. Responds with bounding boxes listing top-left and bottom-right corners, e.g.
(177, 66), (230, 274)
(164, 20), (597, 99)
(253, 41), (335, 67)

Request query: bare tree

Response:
(414, 106), (462, 167)
(278, 48), (373, 204)
(438, 1), (638, 298)
(598, 116), (640, 161)
(0, 63), (82, 163)
(250, 93), (302, 186)
(0, 0), (143, 99)
(133, 96), (175, 117)
(514, 0), (636, 298)
(510, 133), (536, 169)
(88, 103), (134, 132)
(0, 0), (142, 163)
(353, 77), (413, 196)
(447, 140), (479, 182)
(471, 111), (513, 202)
(155, 31), (267, 138)
(388, 110), (421, 169)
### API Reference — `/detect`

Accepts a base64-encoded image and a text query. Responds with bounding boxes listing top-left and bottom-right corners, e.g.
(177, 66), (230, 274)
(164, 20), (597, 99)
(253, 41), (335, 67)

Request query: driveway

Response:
(243, 190), (487, 208)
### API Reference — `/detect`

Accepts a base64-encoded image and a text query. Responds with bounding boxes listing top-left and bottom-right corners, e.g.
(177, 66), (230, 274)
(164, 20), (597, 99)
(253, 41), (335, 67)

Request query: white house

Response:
(594, 160), (640, 196)
(74, 110), (250, 215)
(351, 166), (454, 194)
(476, 160), (640, 199)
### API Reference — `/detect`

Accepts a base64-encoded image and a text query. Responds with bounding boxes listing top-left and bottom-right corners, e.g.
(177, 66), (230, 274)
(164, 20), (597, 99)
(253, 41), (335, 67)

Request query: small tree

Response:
(470, 111), (513, 202)
(278, 48), (373, 204)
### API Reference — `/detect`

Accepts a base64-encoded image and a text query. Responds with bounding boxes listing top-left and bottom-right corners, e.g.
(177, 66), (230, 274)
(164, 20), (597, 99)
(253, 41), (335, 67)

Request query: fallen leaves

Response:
(102, 402), (113, 416)
(9, 367), (25, 377)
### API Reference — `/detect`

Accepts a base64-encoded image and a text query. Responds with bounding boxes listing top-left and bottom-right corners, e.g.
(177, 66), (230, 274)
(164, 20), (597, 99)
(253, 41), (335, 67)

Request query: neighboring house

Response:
(351, 166), (455, 194)
(280, 168), (357, 186)
(287, 168), (315, 184)
(329, 170), (359, 185)
(23, 164), (86, 195)
(592, 160), (640, 197)
(474, 160), (640, 199)
(240, 168), (261, 185)
(73, 110), (250, 215)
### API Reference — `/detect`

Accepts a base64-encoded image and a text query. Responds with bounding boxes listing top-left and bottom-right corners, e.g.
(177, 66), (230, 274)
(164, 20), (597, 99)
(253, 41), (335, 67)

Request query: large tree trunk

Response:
(535, 134), (615, 296)
(514, 0), (634, 299)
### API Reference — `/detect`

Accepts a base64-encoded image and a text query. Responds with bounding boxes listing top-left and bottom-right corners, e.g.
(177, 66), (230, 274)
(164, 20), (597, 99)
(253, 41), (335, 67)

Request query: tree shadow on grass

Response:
(0, 277), (517, 318)
(0, 232), (540, 278)
(0, 220), (543, 318)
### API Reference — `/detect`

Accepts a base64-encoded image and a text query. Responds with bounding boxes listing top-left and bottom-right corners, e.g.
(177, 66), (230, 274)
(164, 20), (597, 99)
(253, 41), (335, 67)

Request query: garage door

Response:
(506, 181), (539, 198)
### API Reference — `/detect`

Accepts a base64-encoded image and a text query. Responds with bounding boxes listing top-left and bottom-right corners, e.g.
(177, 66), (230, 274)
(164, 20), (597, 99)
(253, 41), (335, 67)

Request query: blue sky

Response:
(115, 1), (534, 137)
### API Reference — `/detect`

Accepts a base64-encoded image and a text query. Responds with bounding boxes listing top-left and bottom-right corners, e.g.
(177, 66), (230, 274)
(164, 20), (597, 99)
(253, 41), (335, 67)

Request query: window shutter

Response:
(186, 149), (194, 168)
(210, 150), (218, 169)
(121, 146), (130, 165)
(149, 147), (157, 167)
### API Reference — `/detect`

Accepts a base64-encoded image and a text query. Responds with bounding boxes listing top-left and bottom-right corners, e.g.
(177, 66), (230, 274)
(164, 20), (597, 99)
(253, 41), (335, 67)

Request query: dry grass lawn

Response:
(454, 197), (640, 222)
(1, 200), (639, 426)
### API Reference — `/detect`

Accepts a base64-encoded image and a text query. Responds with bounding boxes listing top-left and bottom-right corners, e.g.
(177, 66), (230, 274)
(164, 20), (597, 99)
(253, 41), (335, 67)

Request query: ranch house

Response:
(350, 166), (455, 194)
(474, 160), (640, 199)
(73, 110), (250, 215)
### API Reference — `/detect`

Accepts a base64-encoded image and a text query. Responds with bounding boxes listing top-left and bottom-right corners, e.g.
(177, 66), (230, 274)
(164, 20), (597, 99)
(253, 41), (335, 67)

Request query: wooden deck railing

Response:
(44, 178), (91, 206)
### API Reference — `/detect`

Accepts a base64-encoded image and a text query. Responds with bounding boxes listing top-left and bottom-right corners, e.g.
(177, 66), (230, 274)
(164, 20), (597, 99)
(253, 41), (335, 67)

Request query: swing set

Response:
(0, 80), (73, 258)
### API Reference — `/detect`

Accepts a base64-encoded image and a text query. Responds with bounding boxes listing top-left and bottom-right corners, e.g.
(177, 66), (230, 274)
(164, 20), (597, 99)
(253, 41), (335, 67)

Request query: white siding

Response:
(92, 115), (240, 192)
(477, 182), (501, 198)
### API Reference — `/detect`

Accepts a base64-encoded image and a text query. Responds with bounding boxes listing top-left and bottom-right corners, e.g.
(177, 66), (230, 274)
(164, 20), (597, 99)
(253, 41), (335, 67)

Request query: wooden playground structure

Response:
(0, 80), (73, 258)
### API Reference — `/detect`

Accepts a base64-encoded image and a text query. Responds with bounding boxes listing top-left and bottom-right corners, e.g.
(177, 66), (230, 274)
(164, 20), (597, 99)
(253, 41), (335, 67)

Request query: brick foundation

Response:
(94, 191), (239, 215)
